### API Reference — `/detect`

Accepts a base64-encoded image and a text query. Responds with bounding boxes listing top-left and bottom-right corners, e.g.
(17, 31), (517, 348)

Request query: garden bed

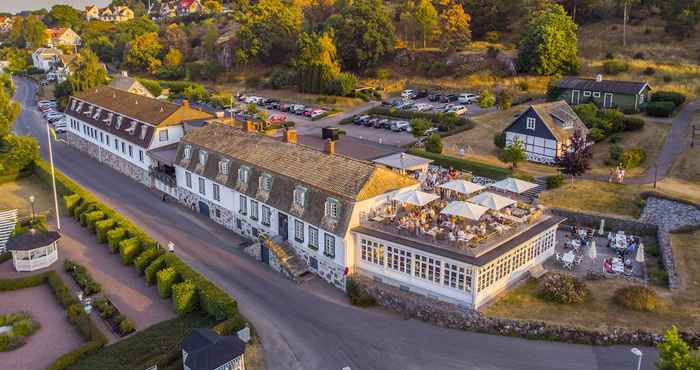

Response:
(0, 312), (40, 352)
(93, 297), (134, 337)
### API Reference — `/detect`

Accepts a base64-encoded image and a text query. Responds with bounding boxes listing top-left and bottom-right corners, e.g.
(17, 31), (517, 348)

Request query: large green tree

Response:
(295, 31), (341, 93)
(45, 5), (85, 30)
(414, 0), (438, 48)
(69, 49), (108, 93)
(235, 0), (303, 65)
(125, 32), (163, 72)
(438, 4), (472, 51)
(657, 326), (700, 370)
(516, 4), (579, 75)
(11, 16), (47, 49)
(326, 0), (395, 70)
(460, 0), (527, 37)
(0, 82), (19, 139)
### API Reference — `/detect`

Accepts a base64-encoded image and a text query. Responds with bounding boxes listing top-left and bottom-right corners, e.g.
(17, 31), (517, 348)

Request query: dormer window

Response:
(293, 186), (306, 208)
(126, 121), (137, 135)
(139, 125), (148, 140)
(84, 104), (93, 115)
(325, 198), (339, 219)
(526, 117), (536, 130)
(198, 150), (208, 166)
(115, 115), (124, 129)
(92, 108), (102, 120)
(103, 112), (113, 125)
(76, 101), (84, 112)
(238, 166), (250, 185)
(218, 160), (229, 175)
(183, 145), (192, 160)
(259, 173), (273, 192)
(70, 99), (77, 111)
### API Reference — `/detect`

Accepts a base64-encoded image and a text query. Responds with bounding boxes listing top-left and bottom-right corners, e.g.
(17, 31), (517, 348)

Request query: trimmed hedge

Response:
(145, 255), (167, 285)
(85, 211), (105, 232)
(95, 219), (115, 244)
(213, 314), (248, 336)
(107, 228), (127, 254)
(407, 149), (512, 180)
(157, 267), (179, 298)
(45, 340), (104, 370)
(620, 148), (647, 169)
(651, 91), (686, 107)
(119, 237), (142, 265)
(63, 194), (82, 215)
(119, 319), (135, 335)
(134, 247), (163, 275)
(0, 273), (46, 291)
(64, 259), (102, 296)
(172, 280), (199, 314)
(646, 101), (676, 117)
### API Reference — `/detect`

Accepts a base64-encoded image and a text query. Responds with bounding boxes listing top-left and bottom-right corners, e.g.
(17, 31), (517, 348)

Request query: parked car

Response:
(310, 110), (327, 119)
(447, 105), (469, 116)
(365, 117), (379, 127)
(391, 120), (410, 132)
(353, 115), (369, 125)
(374, 118), (390, 129)
(266, 99), (280, 109)
(400, 89), (416, 99)
(410, 89), (428, 100)
(267, 114), (287, 124)
(440, 94), (458, 103)
(458, 93), (480, 104)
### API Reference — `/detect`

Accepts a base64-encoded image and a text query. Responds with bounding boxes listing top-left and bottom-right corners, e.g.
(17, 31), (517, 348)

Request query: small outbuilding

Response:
(182, 328), (246, 370)
(553, 75), (651, 112)
(6, 229), (60, 272)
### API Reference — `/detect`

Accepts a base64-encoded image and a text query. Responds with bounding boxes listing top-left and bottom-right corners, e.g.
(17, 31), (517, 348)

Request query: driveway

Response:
(11, 76), (660, 370)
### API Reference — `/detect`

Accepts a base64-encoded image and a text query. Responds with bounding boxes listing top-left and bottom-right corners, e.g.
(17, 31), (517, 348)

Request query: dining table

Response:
(561, 251), (576, 269)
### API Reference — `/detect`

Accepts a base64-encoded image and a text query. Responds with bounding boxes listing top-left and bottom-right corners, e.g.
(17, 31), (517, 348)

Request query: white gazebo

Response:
(6, 229), (61, 272)
(468, 192), (517, 211)
(490, 177), (538, 194)
(440, 201), (489, 221)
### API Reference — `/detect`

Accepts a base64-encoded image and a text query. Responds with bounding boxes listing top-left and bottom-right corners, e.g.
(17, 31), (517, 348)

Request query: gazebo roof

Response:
(6, 229), (61, 251)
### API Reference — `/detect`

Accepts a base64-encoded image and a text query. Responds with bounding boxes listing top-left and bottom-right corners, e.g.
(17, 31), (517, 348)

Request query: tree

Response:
(409, 118), (432, 137)
(114, 17), (159, 52)
(657, 326), (700, 370)
(68, 49), (108, 93)
(164, 48), (184, 66)
(556, 130), (592, 183)
(425, 133), (443, 153)
(662, 0), (700, 39)
(399, 1), (417, 47)
(203, 0), (224, 13)
(45, 5), (85, 30)
(500, 139), (527, 169)
(11, 16), (47, 49)
(125, 32), (163, 72)
(0, 82), (20, 139)
(438, 4), (472, 51)
(558, 0), (605, 23)
(235, 0), (303, 65)
(414, 0), (438, 48)
(478, 90), (496, 108)
(164, 24), (191, 61)
(460, 0), (528, 38)
(0, 134), (39, 174)
(516, 4), (579, 76)
(295, 31), (341, 93)
(303, 0), (336, 32)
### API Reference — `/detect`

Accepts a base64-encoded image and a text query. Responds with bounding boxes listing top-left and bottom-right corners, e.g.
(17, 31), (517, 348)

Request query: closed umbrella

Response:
(599, 219), (605, 235)
(440, 201), (489, 221)
(588, 239), (597, 260)
(635, 243), (645, 263)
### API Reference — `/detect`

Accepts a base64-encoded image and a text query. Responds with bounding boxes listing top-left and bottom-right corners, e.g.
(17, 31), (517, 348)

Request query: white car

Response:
(310, 110), (327, 119)
(391, 121), (409, 132)
(400, 89), (416, 99)
(447, 105), (469, 116)
(458, 93), (480, 104)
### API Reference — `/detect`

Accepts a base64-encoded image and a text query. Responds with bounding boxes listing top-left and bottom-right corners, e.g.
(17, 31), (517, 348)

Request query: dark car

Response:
(374, 118), (389, 129)
(411, 89), (428, 100)
(266, 100), (281, 109)
(428, 90), (443, 101)
(365, 117), (378, 127)
(440, 94), (458, 103)
(381, 100), (394, 107)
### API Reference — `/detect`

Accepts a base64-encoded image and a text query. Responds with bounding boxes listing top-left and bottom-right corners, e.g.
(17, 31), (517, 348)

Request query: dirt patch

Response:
(0, 176), (53, 218)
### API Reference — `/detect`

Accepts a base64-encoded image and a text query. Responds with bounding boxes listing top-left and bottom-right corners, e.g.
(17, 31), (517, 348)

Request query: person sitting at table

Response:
(603, 258), (614, 273)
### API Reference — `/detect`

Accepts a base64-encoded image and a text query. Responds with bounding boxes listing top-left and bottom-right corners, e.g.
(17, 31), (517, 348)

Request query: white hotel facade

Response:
(170, 122), (564, 309)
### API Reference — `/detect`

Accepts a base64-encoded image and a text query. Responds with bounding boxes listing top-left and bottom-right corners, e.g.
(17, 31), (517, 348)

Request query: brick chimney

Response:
(283, 127), (297, 144)
(245, 120), (257, 133)
(324, 139), (336, 155)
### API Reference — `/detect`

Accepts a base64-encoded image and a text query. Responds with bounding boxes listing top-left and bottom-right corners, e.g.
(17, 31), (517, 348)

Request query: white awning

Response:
(373, 152), (433, 171)
(438, 180), (484, 195)
(468, 192), (517, 210)
(490, 177), (538, 194)
(392, 190), (440, 207)
(440, 201), (488, 221)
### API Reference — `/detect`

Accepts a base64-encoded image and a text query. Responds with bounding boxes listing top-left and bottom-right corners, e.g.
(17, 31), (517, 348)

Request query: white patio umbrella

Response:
(438, 180), (484, 195)
(635, 242), (645, 263)
(392, 189), (440, 207)
(440, 201), (489, 221)
(588, 239), (597, 260)
(490, 177), (538, 194)
(468, 192), (517, 210)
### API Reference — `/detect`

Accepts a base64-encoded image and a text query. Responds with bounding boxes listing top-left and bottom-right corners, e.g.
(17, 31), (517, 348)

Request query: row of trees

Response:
(0, 74), (39, 175)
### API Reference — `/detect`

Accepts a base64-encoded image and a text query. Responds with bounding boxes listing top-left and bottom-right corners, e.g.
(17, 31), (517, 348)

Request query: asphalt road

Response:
(12, 77), (659, 370)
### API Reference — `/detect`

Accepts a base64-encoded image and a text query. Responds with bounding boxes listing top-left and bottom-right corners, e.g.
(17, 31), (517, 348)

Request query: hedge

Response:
(407, 149), (512, 180)
(646, 101), (676, 117)
(172, 280), (199, 314)
(145, 255), (167, 285)
(157, 267), (179, 298)
(134, 247), (163, 275)
(85, 211), (105, 232)
(620, 148), (647, 169)
(119, 237), (142, 265)
(213, 314), (247, 336)
(0, 273), (46, 291)
(95, 219), (115, 244)
(45, 340), (104, 370)
(107, 228), (127, 253)
(64, 259), (102, 296)
(651, 91), (686, 107)
(63, 194), (82, 215)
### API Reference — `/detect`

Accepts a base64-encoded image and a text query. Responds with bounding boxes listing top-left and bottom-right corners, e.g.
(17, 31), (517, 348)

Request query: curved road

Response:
(12, 77), (658, 370)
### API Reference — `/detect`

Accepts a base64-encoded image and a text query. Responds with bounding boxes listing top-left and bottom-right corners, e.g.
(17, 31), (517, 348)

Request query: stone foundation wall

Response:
(67, 132), (150, 186)
(177, 187), (235, 230)
(291, 244), (346, 290)
(354, 275), (700, 347)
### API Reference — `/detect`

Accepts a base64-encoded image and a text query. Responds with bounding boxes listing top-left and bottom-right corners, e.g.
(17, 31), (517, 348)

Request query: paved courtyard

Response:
(0, 285), (85, 370)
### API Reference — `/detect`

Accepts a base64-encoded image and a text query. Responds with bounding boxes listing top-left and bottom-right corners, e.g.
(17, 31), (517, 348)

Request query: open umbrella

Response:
(588, 239), (597, 260)
(635, 242), (645, 263)
(490, 177), (538, 194)
(438, 180), (484, 195)
(392, 190), (440, 207)
(468, 192), (516, 210)
(440, 201), (489, 221)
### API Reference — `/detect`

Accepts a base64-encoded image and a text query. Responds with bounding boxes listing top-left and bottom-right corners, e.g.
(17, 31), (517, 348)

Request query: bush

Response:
(0, 312), (39, 351)
(409, 117), (432, 137)
(662, 75), (673, 83)
(346, 278), (376, 306)
(269, 68), (296, 89)
(622, 116), (645, 131)
(620, 148), (647, 169)
(45, 340), (104, 370)
(67, 303), (86, 325)
(85, 211), (105, 232)
(323, 72), (358, 96)
(589, 127), (606, 142)
(478, 90), (496, 108)
(425, 133), (443, 154)
(213, 314), (247, 336)
(541, 273), (589, 304)
(46, 271), (78, 307)
(172, 280), (199, 314)
(64, 259), (102, 295)
(545, 174), (564, 189)
(642, 67), (655, 75)
(73, 201), (93, 220)
(134, 247), (163, 274)
(95, 219), (115, 244)
(609, 144), (623, 162)
(602, 60), (630, 75)
(119, 237), (142, 265)
(93, 298), (115, 319)
(145, 255), (166, 285)
(496, 89), (516, 109)
(647, 101), (676, 117)
(63, 194), (82, 215)
(157, 266), (179, 298)
(107, 227), (127, 253)
(493, 132), (506, 149)
(118, 319), (135, 335)
(609, 133), (623, 144)
(651, 91), (686, 107)
(614, 285), (659, 312)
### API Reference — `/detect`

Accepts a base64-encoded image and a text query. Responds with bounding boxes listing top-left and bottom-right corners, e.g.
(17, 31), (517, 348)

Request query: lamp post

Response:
(29, 195), (35, 222)
(631, 347), (643, 370)
(46, 120), (61, 231)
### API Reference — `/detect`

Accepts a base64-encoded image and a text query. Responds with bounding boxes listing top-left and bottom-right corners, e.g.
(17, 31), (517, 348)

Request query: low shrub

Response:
(213, 314), (247, 336)
(651, 91), (686, 107)
(157, 266), (179, 298)
(85, 211), (105, 232)
(118, 319), (135, 335)
(93, 298), (115, 319)
(119, 237), (142, 265)
(646, 101), (675, 117)
(145, 254), (166, 285)
(609, 133), (623, 144)
(95, 219), (115, 244)
(0, 273), (46, 291)
(346, 278), (376, 306)
(614, 285), (659, 312)
(63, 194), (82, 215)
(541, 273), (589, 304)
(0, 312), (40, 351)
(64, 259), (102, 295)
(620, 148), (647, 169)
(47, 271), (78, 307)
(545, 174), (564, 189)
(107, 228), (127, 253)
(45, 340), (104, 370)
(67, 303), (85, 325)
(493, 132), (506, 149)
(622, 116), (645, 131)
(602, 60), (630, 75)
(172, 280), (199, 314)
(589, 127), (606, 142)
(134, 247), (163, 274)
(609, 144), (623, 162)
(78, 204), (98, 226)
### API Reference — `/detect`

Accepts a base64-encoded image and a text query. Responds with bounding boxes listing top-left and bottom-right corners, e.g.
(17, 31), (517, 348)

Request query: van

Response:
(458, 93), (479, 104)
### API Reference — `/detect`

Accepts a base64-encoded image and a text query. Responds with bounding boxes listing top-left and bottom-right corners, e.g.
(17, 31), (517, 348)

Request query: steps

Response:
(522, 178), (547, 200)
(0, 209), (18, 253)
(265, 236), (309, 282)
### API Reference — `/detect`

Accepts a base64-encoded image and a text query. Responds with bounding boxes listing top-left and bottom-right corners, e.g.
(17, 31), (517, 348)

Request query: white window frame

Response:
(323, 233), (335, 258)
(184, 145), (192, 159)
(293, 186), (306, 208)
(593, 91), (601, 98)
(239, 195), (247, 215)
(250, 199), (259, 220)
(583, 91), (592, 97)
(159, 129), (169, 142)
(261, 205), (271, 226)
(212, 183), (220, 201)
(325, 198), (339, 219)
(198, 177), (205, 195)
(238, 166), (249, 185)
(259, 173), (272, 192)
(198, 150), (208, 166)
(526, 117), (536, 130)
(219, 160), (229, 175)
(308, 226), (319, 250)
(185, 171), (192, 188)
(294, 219), (304, 243)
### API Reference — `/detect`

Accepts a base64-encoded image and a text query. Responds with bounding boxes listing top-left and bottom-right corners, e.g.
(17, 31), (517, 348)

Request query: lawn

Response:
(655, 112), (700, 204)
(539, 180), (646, 218)
(0, 175), (53, 218)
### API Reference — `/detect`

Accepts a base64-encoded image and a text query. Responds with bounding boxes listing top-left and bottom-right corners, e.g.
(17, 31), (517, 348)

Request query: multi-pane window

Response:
(414, 253), (441, 284)
(526, 117), (536, 130)
(238, 166), (249, 184)
(323, 233), (335, 258)
(360, 239), (384, 266)
(114, 138), (119, 150)
(159, 129), (168, 141)
(443, 263), (472, 292)
(293, 186), (306, 208)
(185, 172), (192, 188)
(198, 150), (208, 166)
(184, 145), (192, 160)
(308, 226), (319, 250)
(259, 174), (272, 192)
(219, 160), (229, 175)
(387, 246), (411, 275)
(121, 142), (125, 153)
(261, 205), (271, 226)
(294, 220), (304, 243)
(212, 183), (220, 201)
(198, 177), (205, 195)
(325, 198), (339, 218)
(106, 135), (110, 146)
(250, 200), (259, 220)
(139, 150), (143, 162)
(239, 195), (247, 215)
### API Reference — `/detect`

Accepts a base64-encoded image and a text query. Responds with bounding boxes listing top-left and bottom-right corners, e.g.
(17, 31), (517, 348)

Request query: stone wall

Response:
(354, 275), (700, 347)
(177, 187), (235, 230)
(550, 208), (658, 236)
(289, 243), (346, 290)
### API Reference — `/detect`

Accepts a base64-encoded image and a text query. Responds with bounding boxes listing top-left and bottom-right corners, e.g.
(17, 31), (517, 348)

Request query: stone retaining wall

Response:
(550, 208), (658, 236)
(354, 275), (700, 347)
